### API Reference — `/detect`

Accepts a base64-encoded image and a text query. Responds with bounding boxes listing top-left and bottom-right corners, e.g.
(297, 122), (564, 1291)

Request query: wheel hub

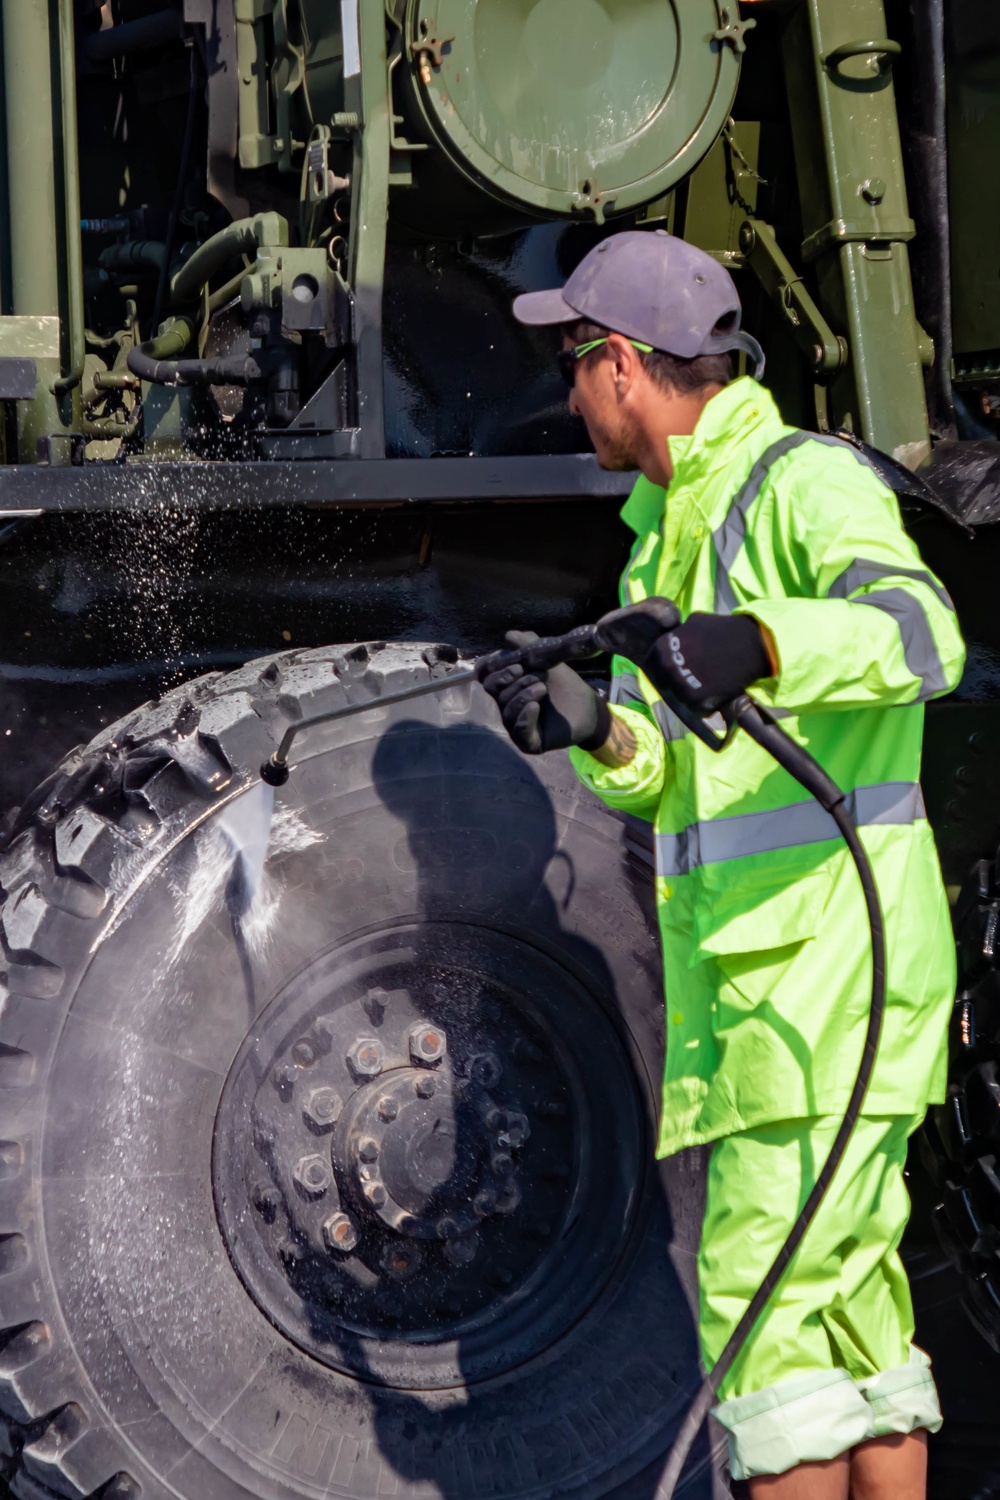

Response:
(213, 924), (645, 1386)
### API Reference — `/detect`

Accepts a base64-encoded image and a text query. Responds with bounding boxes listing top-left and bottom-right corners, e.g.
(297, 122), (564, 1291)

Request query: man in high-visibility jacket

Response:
(483, 232), (965, 1499)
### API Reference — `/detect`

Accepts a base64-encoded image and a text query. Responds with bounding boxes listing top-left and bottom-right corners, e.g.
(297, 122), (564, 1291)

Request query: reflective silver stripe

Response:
(853, 590), (950, 701)
(652, 700), (688, 743)
(828, 558), (955, 612)
(654, 780), (925, 878)
(713, 432), (873, 613)
(610, 671), (644, 707)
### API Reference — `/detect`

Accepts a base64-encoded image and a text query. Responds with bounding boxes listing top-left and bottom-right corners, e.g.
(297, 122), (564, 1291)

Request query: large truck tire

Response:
(0, 642), (730, 1500)
(922, 850), (1000, 1351)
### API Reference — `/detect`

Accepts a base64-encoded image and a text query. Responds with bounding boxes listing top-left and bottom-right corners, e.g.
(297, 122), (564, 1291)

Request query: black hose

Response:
(152, 38), (200, 334)
(655, 697), (887, 1498)
(126, 346), (261, 387)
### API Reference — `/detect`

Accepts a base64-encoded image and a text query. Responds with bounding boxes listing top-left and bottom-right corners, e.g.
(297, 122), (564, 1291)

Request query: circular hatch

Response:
(405, 0), (745, 219)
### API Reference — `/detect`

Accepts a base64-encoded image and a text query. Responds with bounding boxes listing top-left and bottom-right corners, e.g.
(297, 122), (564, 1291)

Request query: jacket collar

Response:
(620, 377), (779, 536)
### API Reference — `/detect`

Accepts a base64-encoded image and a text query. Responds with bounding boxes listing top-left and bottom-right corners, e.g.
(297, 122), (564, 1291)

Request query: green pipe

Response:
(53, 0), (85, 400)
(171, 212), (285, 304)
(2, 0), (64, 456)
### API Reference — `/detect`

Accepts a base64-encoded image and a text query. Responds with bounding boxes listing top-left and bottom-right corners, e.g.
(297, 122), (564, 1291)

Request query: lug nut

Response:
(381, 1242), (422, 1280)
(467, 1051), (502, 1087)
(377, 1096), (399, 1122)
(304, 1086), (340, 1128)
(490, 1151), (514, 1177)
(347, 1037), (385, 1079)
(252, 1184), (281, 1222)
(323, 1211), (359, 1253)
(364, 1181), (387, 1208)
(358, 1138), (380, 1164)
(505, 1111), (530, 1147)
(415, 1075), (436, 1099)
(473, 1188), (497, 1218)
(443, 1233), (478, 1267)
(494, 1181), (522, 1215)
(485, 1107), (505, 1130)
(436, 1215), (461, 1241)
(409, 1023), (447, 1066)
(293, 1153), (332, 1196)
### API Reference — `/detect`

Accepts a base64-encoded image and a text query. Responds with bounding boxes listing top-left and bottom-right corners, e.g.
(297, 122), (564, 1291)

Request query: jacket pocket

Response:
(687, 856), (832, 963)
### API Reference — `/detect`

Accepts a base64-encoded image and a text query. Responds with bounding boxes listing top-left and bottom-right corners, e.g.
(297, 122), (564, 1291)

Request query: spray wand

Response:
(257, 620), (886, 1498)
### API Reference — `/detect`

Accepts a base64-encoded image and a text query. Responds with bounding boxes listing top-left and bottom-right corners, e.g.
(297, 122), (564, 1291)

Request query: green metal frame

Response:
(782, 0), (931, 464)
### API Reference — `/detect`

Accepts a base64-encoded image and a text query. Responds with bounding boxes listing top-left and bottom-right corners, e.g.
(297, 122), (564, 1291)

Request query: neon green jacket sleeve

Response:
(569, 695), (667, 820)
(741, 452), (966, 712)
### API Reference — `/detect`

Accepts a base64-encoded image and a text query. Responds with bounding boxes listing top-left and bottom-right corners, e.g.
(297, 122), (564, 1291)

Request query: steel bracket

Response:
(801, 215), (916, 263)
(739, 220), (848, 373)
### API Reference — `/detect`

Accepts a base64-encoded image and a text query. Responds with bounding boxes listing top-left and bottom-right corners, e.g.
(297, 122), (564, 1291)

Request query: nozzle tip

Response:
(260, 756), (290, 787)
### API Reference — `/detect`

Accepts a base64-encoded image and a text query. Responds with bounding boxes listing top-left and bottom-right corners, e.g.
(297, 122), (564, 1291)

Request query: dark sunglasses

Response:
(556, 336), (653, 388)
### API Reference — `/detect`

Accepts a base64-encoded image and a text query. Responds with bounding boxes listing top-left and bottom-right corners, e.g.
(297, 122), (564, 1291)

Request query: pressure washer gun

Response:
(474, 608), (844, 809)
(257, 611), (885, 1499)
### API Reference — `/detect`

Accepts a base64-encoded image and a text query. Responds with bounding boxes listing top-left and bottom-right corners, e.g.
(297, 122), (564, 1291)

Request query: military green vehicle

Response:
(0, 1), (998, 1497)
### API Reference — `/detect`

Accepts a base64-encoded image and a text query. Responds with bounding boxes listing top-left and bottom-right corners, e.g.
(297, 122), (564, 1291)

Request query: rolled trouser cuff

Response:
(713, 1368), (872, 1480)
(714, 1349), (943, 1480)
(855, 1345), (943, 1438)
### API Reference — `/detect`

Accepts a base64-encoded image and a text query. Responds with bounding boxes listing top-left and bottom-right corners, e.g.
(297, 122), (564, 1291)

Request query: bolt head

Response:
(415, 1075), (436, 1099)
(273, 1063), (296, 1096)
(490, 1151), (514, 1177)
(739, 221), (756, 254)
(377, 1095), (399, 1122)
(292, 1037), (318, 1067)
(504, 1111), (530, 1147)
(358, 1138), (380, 1164)
(485, 1107), (505, 1130)
(381, 1242), (422, 1280)
(473, 1188), (497, 1218)
(436, 1215), (461, 1241)
(304, 1086), (340, 1128)
(364, 1181), (387, 1209)
(323, 1211), (359, 1253)
(443, 1233), (478, 1267)
(252, 1184), (281, 1222)
(494, 1181), (522, 1215)
(293, 1153), (332, 1196)
(409, 1023), (446, 1065)
(861, 176), (886, 205)
(347, 1037), (385, 1079)
(467, 1051), (502, 1087)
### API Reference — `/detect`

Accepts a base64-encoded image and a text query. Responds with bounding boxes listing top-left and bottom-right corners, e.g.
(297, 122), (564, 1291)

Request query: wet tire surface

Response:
(0, 641), (730, 1500)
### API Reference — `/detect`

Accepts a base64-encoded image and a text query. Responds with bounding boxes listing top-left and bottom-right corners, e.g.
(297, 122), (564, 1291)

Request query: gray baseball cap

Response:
(513, 230), (764, 376)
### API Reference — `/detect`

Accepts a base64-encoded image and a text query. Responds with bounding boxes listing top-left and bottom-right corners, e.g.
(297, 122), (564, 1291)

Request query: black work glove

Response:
(479, 630), (611, 755)
(595, 600), (772, 713)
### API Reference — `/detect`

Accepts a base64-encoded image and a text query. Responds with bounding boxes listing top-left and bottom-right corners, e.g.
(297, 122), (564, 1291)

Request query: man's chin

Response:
(595, 447), (640, 473)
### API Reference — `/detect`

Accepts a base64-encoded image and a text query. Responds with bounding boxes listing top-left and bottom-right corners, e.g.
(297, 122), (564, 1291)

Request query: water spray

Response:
(251, 621), (885, 1496)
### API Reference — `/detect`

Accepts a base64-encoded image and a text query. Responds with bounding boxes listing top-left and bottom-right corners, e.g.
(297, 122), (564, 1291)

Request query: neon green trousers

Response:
(700, 1114), (942, 1481)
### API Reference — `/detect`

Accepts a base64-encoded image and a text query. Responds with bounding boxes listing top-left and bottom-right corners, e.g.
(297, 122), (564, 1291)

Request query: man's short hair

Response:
(566, 319), (733, 394)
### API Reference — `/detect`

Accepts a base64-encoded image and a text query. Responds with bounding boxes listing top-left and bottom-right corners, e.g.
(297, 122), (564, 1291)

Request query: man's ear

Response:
(606, 333), (639, 395)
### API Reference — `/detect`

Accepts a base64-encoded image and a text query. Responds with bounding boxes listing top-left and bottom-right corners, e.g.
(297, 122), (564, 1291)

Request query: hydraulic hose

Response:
(655, 696), (887, 1499)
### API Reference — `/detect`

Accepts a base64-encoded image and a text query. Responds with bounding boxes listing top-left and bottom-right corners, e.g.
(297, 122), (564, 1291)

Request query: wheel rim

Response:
(214, 920), (648, 1387)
